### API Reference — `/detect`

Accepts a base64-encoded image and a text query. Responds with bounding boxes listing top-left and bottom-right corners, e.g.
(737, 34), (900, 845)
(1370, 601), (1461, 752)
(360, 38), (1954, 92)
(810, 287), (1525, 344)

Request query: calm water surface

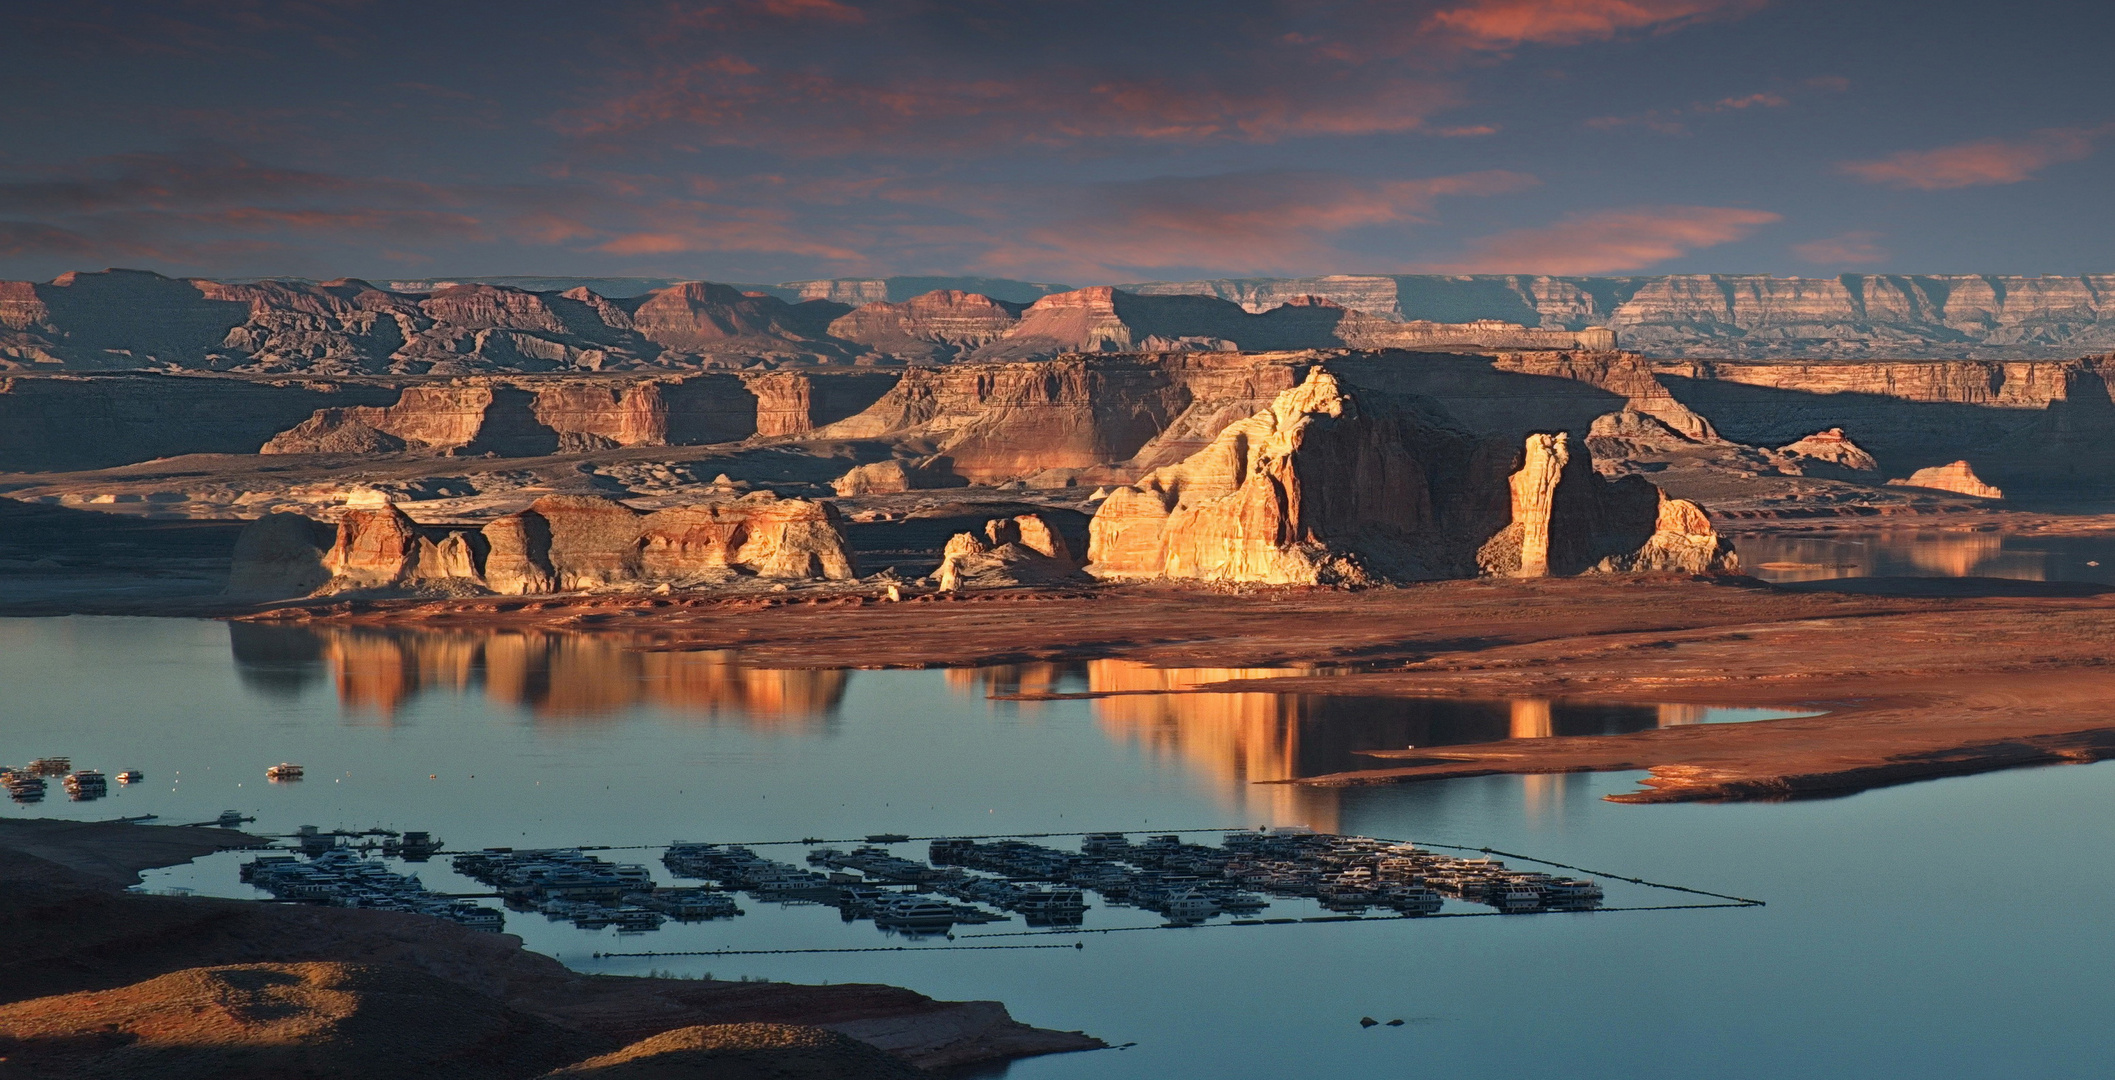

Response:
(1742, 530), (2115, 584)
(2, 616), (2109, 1080)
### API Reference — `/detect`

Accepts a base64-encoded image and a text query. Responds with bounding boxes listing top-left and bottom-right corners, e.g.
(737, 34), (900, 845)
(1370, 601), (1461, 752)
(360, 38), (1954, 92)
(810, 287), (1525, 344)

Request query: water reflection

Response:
(1742, 530), (2115, 584)
(226, 628), (1796, 830)
(229, 624), (848, 727)
(937, 660), (1774, 831)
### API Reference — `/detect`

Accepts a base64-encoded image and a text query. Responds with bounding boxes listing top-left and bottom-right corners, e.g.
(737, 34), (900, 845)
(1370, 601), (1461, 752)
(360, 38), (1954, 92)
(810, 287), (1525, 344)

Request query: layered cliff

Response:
(961, 288), (1605, 362)
(806, 352), (1326, 483)
(1120, 274), (2115, 359)
(0, 269), (1614, 374)
(825, 291), (1025, 363)
(1085, 369), (1734, 585)
(259, 375), (765, 456)
(0, 270), (860, 374)
(229, 492), (857, 598)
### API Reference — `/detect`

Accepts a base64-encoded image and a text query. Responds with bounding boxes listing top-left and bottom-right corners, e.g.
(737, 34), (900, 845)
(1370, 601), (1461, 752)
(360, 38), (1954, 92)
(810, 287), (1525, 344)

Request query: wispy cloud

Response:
(1840, 125), (2109, 189)
(1421, 204), (1779, 273)
(968, 170), (1538, 280)
(1425, 0), (1765, 49)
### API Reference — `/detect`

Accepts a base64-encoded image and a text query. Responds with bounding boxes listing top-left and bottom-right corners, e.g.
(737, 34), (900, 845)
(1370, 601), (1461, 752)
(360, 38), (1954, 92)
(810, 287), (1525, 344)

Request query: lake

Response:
(1740, 529), (2115, 584)
(2, 615), (2110, 1079)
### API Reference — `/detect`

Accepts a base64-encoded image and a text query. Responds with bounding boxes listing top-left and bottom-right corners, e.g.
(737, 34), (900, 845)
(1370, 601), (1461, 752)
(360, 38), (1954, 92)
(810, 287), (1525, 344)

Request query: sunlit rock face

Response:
(932, 513), (1088, 591)
(1087, 368), (1736, 585)
(1888, 460), (2005, 499)
(1087, 369), (1499, 585)
(1778, 428), (1880, 472)
(231, 493), (857, 597)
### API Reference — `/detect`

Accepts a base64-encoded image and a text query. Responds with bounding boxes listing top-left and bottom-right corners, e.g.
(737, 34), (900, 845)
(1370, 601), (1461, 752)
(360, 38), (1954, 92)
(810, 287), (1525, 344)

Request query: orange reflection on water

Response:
(277, 626), (846, 725)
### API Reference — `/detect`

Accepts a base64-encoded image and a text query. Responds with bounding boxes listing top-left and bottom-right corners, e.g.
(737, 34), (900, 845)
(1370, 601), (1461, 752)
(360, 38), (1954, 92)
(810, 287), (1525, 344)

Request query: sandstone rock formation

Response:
(224, 512), (337, 597)
(638, 496), (860, 583)
(827, 291), (1025, 363)
(1778, 428), (1880, 472)
(1087, 370), (1736, 585)
(933, 514), (1088, 591)
(1888, 460), (2004, 499)
(1087, 369), (1490, 585)
(260, 375), (763, 456)
(1472, 431), (1737, 577)
(1122, 273), (2115, 358)
(230, 493), (857, 597)
(830, 457), (967, 495)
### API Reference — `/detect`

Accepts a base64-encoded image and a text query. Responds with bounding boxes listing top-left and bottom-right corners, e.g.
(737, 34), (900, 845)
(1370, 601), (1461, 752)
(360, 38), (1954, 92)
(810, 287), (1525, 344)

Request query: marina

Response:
(11, 618), (2112, 1080)
(209, 825), (1709, 947)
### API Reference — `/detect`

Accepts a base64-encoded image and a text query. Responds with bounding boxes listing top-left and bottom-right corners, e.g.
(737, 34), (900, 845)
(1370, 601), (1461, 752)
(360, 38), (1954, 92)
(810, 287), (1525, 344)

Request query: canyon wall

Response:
(1, 269), (1617, 375)
(1120, 274), (2115, 358)
(806, 352), (1326, 483)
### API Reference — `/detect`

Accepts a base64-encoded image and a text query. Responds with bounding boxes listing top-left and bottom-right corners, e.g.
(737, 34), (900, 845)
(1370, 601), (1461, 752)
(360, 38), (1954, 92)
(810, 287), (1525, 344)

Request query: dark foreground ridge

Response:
(0, 817), (1103, 1079)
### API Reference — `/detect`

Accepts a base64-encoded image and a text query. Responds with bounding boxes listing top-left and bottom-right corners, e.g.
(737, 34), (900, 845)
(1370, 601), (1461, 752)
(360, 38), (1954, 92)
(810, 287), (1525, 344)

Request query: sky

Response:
(2, 0), (2111, 285)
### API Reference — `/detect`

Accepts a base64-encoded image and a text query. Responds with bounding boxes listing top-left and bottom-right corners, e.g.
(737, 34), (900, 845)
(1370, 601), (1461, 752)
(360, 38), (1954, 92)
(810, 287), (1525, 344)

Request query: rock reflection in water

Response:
(945, 660), (1696, 832)
(228, 624), (847, 726)
(1743, 530), (2115, 584)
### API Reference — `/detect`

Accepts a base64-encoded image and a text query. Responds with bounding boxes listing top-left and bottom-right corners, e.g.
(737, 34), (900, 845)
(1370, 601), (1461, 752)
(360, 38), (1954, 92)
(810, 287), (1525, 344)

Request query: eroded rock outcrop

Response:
(831, 457), (968, 496)
(1087, 369), (1736, 585)
(934, 514), (1088, 590)
(1888, 460), (2004, 499)
(1473, 432), (1736, 576)
(1087, 369), (1490, 584)
(229, 493), (857, 597)
(1779, 428), (1879, 472)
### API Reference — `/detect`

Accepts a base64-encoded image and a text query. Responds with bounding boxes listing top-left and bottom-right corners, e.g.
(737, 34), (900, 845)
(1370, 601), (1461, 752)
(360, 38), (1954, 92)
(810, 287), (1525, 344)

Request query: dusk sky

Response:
(3, 0), (2111, 285)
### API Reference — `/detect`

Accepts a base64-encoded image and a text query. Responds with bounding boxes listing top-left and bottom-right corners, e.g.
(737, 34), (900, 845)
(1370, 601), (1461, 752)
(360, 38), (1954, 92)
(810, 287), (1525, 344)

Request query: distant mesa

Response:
(1887, 460), (2004, 499)
(2, 268), (1613, 376)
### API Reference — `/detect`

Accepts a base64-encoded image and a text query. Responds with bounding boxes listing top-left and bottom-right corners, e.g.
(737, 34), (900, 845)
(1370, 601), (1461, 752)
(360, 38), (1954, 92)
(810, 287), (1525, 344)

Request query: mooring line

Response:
(954, 901), (1756, 939)
(423, 827), (1261, 856)
(1407, 839), (1766, 906)
(593, 942), (1085, 958)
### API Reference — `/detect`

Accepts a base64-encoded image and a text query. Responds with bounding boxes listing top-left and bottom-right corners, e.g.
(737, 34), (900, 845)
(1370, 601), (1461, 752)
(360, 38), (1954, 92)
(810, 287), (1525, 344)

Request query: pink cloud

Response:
(1840, 126), (2109, 189)
(1792, 231), (1887, 265)
(1425, 0), (1764, 49)
(969, 170), (1538, 280)
(1421, 205), (1780, 273)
